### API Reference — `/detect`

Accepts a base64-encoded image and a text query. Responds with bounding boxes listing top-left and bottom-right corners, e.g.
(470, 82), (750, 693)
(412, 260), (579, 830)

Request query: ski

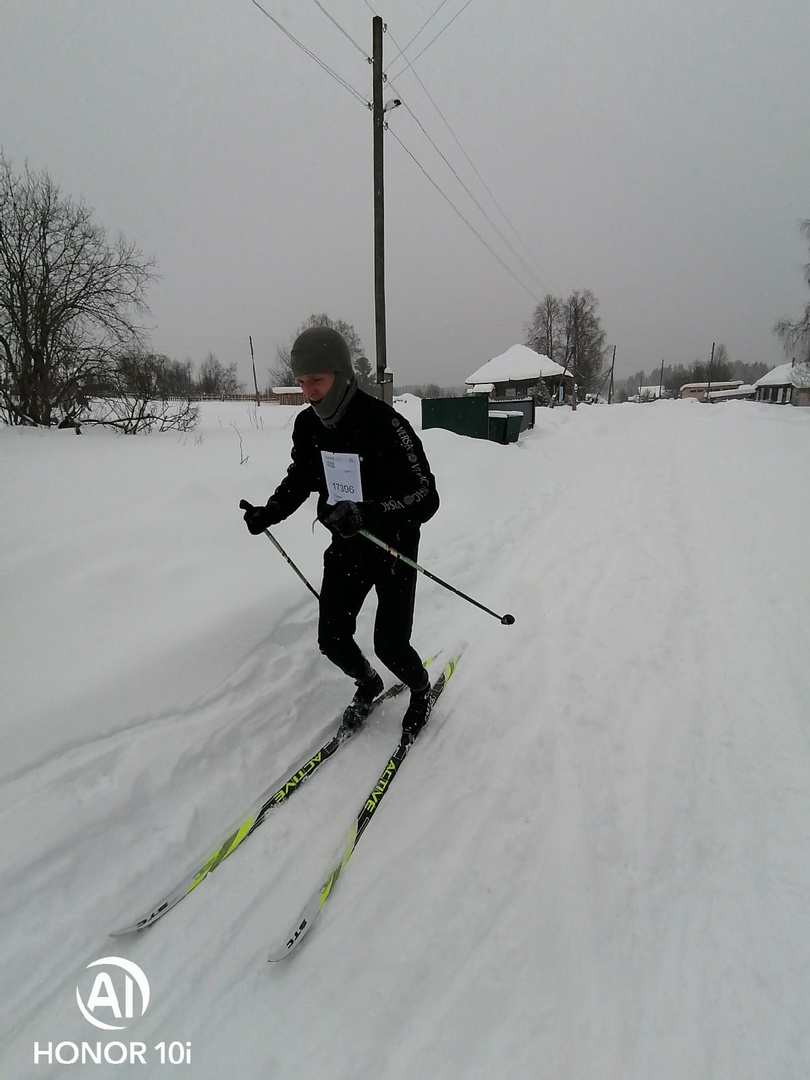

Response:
(110, 680), (410, 936)
(268, 654), (461, 962)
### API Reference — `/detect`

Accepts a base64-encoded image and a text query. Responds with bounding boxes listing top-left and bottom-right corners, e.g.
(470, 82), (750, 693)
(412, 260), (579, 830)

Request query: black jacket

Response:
(269, 390), (439, 542)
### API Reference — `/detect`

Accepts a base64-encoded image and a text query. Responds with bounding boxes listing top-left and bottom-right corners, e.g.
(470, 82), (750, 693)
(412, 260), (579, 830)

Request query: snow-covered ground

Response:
(1, 396), (809, 1079)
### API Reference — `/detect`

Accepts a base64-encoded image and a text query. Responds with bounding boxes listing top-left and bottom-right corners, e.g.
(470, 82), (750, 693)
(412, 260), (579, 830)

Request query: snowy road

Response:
(1, 399), (808, 1078)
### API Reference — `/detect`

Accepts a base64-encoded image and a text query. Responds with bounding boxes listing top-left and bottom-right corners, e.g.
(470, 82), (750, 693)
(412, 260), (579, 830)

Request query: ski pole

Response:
(360, 529), (515, 625)
(239, 500), (320, 600)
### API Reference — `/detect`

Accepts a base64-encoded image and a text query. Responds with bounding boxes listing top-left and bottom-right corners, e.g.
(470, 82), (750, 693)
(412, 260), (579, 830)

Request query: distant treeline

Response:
(616, 353), (771, 400)
(394, 384), (467, 398)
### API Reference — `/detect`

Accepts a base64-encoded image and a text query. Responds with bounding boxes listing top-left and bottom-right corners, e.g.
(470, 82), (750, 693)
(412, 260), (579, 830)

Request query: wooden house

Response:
(755, 362), (810, 406)
(465, 344), (573, 403)
(270, 386), (305, 406)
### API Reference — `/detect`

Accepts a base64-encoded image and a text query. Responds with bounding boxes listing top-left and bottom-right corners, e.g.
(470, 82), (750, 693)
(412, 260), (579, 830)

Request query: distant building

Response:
(466, 344), (573, 403)
(754, 362), (810, 406)
(637, 385), (668, 402)
(680, 381), (743, 401)
(706, 385), (756, 402)
(270, 386), (305, 406)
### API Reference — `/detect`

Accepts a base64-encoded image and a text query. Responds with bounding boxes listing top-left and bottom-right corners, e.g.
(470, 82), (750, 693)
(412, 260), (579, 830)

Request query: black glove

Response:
(322, 500), (364, 538)
(240, 499), (282, 535)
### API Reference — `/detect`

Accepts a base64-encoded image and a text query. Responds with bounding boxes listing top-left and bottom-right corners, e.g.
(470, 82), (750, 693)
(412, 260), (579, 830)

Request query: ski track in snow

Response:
(1, 399), (809, 1079)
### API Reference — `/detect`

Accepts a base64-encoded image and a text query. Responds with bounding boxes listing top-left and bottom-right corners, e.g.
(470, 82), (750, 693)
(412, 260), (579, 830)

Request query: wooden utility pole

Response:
(608, 345), (616, 403)
(371, 17), (392, 405)
(705, 341), (715, 403)
(249, 335), (260, 405)
(570, 303), (578, 411)
(658, 358), (665, 399)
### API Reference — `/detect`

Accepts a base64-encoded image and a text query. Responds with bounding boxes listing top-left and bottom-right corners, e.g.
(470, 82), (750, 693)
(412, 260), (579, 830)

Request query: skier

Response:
(241, 326), (440, 741)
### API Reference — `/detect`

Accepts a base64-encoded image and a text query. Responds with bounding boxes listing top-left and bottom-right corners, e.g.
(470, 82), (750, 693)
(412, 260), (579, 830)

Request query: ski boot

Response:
(337, 669), (384, 740)
(401, 673), (432, 744)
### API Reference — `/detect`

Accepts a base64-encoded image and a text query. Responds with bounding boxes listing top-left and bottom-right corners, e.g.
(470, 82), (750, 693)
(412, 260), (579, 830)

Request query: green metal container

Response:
(505, 413), (523, 442)
(487, 413), (509, 444)
(421, 395), (489, 439)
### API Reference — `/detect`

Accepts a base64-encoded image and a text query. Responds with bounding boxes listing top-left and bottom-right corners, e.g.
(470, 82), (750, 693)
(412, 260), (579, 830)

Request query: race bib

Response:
(321, 451), (363, 505)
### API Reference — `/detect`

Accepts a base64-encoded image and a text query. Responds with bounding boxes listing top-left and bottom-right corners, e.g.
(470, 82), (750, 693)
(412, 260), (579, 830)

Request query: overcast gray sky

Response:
(3, 0), (809, 387)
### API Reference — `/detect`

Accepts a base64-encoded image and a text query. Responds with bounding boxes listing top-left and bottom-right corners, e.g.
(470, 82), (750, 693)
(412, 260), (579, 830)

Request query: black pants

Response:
(318, 532), (426, 690)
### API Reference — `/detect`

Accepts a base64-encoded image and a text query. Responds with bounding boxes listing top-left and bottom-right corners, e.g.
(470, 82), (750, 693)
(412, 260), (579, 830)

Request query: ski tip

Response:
(268, 902), (320, 962)
(444, 650), (464, 676)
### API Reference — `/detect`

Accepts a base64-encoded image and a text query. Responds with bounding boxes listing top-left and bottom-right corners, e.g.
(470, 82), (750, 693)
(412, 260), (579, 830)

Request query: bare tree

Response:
(270, 313), (366, 388)
(525, 294), (564, 365)
(774, 219), (810, 369)
(269, 342), (296, 389)
(354, 354), (374, 391)
(196, 353), (241, 395)
(526, 290), (607, 405)
(713, 342), (730, 371)
(561, 289), (607, 404)
(0, 154), (155, 426)
(89, 350), (198, 433)
(161, 358), (194, 396)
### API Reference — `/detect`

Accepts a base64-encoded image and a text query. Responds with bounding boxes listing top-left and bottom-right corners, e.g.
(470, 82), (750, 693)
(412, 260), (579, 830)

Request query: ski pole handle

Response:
(359, 529), (515, 625)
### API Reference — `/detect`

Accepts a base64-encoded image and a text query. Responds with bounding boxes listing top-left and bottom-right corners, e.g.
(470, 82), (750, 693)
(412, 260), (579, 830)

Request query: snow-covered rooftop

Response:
(707, 386), (756, 400)
(466, 344), (568, 385)
(680, 381), (742, 391)
(755, 363), (810, 388)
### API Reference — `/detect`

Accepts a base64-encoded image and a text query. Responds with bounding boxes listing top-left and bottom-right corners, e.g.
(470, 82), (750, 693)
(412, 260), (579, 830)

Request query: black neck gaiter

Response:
(312, 373), (358, 428)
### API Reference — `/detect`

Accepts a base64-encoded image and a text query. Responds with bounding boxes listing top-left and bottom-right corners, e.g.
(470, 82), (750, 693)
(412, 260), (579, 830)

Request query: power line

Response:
(389, 82), (552, 293)
(384, 20), (550, 291)
(392, 61), (553, 288)
(387, 0), (476, 81)
(388, 128), (539, 303)
(382, 17), (547, 303)
(249, 0), (369, 107)
(385, 0), (451, 72)
(248, 2), (542, 307)
(383, 10), (553, 291)
(310, 0), (369, 59)
(303, 1), (546, 297)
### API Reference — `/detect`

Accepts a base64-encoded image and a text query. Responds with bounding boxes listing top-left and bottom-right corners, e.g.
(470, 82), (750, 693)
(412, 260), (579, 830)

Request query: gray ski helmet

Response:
(290, 326), (357, 427)
(290, 327), (353, 378)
